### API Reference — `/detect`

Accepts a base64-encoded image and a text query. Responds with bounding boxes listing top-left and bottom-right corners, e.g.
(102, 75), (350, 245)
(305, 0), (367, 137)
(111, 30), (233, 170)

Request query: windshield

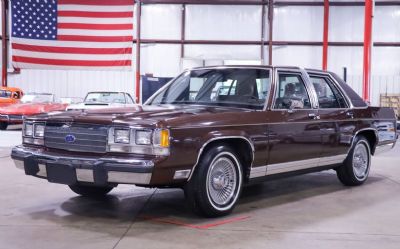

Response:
(0, 90), (12, 98)
(84, 92), (126, 104)
(21, 94), (54, 103)
(147, 68), (271, 109)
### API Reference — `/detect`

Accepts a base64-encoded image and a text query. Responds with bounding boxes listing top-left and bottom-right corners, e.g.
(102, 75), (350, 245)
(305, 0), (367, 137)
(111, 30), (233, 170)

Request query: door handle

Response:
(308, 113), (320, 120)
(346, 111), (354, 118)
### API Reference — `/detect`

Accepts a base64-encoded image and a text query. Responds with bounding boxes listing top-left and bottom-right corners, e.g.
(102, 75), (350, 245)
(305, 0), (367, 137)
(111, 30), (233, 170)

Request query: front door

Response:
(266, 69), (322, 175)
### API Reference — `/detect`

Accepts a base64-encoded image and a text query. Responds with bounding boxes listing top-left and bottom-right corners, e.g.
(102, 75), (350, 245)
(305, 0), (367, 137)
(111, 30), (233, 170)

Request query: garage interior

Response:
(1, 0), (400, 248)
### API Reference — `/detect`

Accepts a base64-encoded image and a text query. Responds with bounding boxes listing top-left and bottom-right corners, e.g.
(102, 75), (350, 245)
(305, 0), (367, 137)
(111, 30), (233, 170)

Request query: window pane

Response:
(274, 73), (311, 109)
(310, 77), (347, 108)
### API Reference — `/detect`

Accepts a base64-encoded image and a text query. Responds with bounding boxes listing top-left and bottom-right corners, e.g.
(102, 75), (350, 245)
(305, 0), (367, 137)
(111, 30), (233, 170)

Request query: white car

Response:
(66, 92), (136, 111)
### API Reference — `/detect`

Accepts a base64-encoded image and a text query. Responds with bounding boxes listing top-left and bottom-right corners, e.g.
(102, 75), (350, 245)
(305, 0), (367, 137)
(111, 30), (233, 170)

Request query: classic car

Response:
(0, 93), (67, 130)
(0, 86), (24, 107)
(11, 66), (397, 217)
(66, 91), (136, 111)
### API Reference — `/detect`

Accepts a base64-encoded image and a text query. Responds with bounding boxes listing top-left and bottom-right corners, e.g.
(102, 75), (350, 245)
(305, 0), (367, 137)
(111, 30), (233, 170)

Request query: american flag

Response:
(11, 0), (134, 70)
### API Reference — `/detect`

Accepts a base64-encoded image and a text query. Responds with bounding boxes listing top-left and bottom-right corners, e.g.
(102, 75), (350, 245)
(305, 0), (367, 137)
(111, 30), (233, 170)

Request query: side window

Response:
(274, 73), (311, 109)
(310, 76), (347, 108)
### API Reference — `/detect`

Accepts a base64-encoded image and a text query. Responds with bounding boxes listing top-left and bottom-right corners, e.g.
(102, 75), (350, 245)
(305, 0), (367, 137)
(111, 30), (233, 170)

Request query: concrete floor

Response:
(1, 129), (400, 249)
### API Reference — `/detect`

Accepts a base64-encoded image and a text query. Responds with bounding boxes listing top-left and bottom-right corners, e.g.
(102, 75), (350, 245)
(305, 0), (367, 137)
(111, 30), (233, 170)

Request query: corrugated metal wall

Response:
(7, 69), (135, 99)
(1, 3), (400, 105)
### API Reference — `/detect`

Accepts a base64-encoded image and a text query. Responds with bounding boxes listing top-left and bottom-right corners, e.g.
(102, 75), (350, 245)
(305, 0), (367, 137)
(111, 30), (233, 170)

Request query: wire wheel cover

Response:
(207, 156), (238, 206)
(353, 142), (369, 180)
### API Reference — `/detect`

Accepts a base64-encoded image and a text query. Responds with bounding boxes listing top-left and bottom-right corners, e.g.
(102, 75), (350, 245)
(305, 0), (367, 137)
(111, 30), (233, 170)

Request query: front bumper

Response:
(11, 146), (155, 186)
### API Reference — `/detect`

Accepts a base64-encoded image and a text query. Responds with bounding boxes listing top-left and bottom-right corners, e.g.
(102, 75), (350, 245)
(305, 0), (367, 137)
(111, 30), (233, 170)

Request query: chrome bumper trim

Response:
(108, 171), (152, 185)
(13, 159), (24, 170)
(37, 164), (47, 177)
(12, 146), (154, 185)
(12, 146), (155, 167)
(76, 169), (94, 183)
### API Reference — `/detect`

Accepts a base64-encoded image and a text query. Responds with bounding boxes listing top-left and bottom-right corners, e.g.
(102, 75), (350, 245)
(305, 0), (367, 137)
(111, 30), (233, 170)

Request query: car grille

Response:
(44, 123), (109, 153)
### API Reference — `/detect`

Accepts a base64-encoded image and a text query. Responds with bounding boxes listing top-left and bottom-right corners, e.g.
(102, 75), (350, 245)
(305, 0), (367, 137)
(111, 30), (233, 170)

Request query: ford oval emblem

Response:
(65, 134), (76, 143)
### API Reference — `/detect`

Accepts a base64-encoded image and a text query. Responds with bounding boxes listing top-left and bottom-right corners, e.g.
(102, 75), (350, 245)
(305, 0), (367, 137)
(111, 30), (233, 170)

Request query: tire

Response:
(69, 184), (113, 198)
(0, 122), (8, 130)
(336, 136), (371, 186)
(184, 144), (243, 217)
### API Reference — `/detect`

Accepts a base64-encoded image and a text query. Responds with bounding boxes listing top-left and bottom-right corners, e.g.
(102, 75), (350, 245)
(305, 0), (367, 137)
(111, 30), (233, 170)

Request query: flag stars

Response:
(12, 0), (57, 40)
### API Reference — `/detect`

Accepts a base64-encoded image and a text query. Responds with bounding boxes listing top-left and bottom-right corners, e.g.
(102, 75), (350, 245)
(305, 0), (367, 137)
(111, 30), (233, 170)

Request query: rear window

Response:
(330, 72), (367, 107)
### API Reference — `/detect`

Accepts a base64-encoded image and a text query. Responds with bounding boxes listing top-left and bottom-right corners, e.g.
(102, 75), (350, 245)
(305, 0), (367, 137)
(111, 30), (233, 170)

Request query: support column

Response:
(180, 4), (185, 58)
(267, 0), (273, 65)
(135, 0), (142, 103)
(362, 0), (373, 102)
(1, 0), (8, 87)
(260, 0), (266, 64)
(322, 0), (329, 70)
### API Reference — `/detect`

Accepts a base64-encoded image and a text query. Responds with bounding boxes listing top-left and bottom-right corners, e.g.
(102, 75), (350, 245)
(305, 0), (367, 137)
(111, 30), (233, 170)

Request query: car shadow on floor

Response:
(26, 171), (388, 233)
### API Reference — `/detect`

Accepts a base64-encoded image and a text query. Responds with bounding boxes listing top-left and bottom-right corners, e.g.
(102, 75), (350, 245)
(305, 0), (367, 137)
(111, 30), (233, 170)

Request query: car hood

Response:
(31, 104), (255, 128)
(0, 103), (59, 115)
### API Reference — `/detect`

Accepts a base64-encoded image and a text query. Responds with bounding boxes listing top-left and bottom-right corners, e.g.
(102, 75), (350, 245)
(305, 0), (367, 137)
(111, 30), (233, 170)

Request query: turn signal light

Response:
(160, 129), (170, 147)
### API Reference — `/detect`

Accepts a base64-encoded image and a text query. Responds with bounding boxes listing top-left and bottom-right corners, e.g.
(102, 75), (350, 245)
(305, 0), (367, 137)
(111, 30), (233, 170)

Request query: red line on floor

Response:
(139, 215), (250, 229)
(197, 215), (250, 229)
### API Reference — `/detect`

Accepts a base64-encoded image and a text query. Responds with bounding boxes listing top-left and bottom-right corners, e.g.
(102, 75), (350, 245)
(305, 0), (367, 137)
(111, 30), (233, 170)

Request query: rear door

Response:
(266, 68), (323, 175)
(308, 72), (354, 165)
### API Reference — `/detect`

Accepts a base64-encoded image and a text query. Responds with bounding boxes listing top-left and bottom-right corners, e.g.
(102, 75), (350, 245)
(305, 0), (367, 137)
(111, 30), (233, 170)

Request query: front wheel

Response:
(336, 136), (371, 186)
(185, 145), (243, 217)
(69, 184), (114, 198)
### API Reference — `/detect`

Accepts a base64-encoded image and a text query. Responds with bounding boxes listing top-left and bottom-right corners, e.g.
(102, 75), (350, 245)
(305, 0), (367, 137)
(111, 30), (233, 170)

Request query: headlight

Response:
(108, 127), (170, 155)
(34, 124), (45, 137)
(135, 130), (152, 145)
(24, 123), (33, 137)
(114, 129), (130, 144)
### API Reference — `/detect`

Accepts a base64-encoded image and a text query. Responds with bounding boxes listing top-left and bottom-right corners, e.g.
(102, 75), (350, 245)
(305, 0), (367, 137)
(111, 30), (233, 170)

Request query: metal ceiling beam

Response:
(135, 39), (400, 47)
(140, 0), (400, 6)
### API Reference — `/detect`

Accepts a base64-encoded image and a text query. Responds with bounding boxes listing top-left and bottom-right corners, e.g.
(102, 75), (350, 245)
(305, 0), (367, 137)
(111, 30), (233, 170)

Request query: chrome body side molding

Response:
(249, 154), (347, 178)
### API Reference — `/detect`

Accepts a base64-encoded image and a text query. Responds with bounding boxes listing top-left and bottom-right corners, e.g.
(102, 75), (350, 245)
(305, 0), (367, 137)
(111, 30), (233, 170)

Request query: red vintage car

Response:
(0, 87), (24, 107)
(0, 93), (67, 130)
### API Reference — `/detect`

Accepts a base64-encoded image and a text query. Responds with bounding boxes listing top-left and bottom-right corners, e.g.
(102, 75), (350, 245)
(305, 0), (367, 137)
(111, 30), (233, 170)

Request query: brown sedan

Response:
(11, 66), (397, 217)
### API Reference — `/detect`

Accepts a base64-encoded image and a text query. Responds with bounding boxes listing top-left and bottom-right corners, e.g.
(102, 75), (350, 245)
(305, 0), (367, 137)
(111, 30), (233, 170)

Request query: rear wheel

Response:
(69, 184), (113, 198)
(185, 144), (243, 217)
(336, 136), (371, 186)
(0, 122), (8, 130)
